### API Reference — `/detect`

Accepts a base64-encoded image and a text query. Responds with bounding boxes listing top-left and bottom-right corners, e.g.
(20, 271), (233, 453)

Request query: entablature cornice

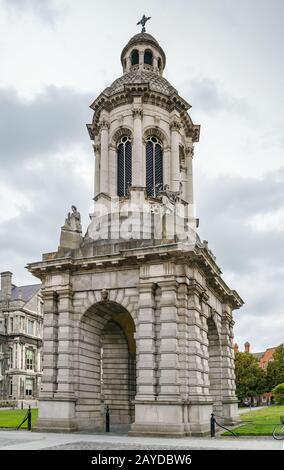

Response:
(88, 88), (199, 140)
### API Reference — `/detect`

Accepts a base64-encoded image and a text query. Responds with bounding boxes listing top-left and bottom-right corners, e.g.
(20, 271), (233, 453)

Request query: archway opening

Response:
(207, 317), (223, 415)
(77, 301), (136, 430)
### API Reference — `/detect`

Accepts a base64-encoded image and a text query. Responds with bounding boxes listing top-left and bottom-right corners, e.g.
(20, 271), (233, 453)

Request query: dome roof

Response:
(104, 70), (176, 97)
(121, 32), (166, 67)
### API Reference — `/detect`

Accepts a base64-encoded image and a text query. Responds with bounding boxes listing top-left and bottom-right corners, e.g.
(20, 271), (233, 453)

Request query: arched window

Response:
(158, 57), (162, 71)
(117, 136), (132, 197)
(144, 49), (153, 66)
(146, 136), (163, 197)
(131, 49), (139, 66)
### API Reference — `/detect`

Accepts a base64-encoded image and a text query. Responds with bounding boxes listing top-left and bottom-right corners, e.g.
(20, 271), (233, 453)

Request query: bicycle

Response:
(272, 416), (284, 440)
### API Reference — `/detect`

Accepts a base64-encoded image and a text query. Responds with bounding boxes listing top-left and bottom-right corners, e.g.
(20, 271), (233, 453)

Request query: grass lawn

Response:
(223, 405), (284, 436)
(0, 408), (38, 429)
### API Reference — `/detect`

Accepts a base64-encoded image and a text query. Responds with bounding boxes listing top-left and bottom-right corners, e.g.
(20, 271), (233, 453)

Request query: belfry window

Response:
(144, 49), (153, 66)
(131, 49), (139, 66)
(117, 136), (132, 197)
(146, 136), (163, 197)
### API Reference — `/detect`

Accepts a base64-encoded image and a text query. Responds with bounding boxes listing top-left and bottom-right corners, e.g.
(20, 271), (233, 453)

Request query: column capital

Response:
(138, 281), (157, 293)
(132, 107), (143, 118)
(57, 288), (73, 301)
(158, 279), (178, 290)
(93, 143), (101, 154)
(170, 119), (182, 131)
(99, 119), (110, 131)
(41, 289), (58, 302)
(185, 145), (194, 157)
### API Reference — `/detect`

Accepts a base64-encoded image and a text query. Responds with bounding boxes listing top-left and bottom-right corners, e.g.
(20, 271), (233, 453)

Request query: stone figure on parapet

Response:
(158, 184), (181, 214)
(63, 205), (82, 233)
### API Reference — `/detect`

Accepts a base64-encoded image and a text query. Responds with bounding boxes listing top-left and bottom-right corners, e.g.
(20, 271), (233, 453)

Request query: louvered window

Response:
(131, 49), (139, 65)
(146, 137), (163, 197)
(144, 50), (153, 66)
(117, 136), (132, 197)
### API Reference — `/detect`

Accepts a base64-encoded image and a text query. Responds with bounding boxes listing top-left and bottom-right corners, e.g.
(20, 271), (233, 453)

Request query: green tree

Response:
(266, 344), (284, 390)
(235, 352), (266, 403)
(272, 383), (284, 405)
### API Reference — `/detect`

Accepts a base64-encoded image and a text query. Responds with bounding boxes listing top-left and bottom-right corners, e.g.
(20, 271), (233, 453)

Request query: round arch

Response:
(76, 301), (136, 430)
(110, 127), (133, 147)
(143, 126), (169, 147)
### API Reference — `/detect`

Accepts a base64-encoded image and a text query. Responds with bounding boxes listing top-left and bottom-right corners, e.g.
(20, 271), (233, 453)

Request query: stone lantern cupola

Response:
(121, 32), (166, 75)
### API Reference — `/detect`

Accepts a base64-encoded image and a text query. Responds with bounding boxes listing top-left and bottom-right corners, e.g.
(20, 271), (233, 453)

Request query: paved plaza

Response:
(0, 429), (283, 450)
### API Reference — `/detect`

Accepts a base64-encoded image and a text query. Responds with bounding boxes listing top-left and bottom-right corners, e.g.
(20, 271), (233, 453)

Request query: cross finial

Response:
(137, 14), (151, 33)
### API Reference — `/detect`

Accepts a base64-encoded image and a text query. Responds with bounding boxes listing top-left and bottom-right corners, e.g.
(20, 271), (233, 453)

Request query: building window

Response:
(131, 49), (139, 66)
(144, 49), (153, 66)
(158, 57), (162, 71)
(9, 377), (13, 396)
(26, 349), (34, 370)
(10, 317), (13, 333)
(27, 319), (34, 336)
(117, 136), (132, 197)
(146, 136), (163, 197)
(25, 378), (33, 397)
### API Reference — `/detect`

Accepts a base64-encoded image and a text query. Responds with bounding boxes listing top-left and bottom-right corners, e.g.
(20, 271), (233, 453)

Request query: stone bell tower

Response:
(28, 22), (243, 436)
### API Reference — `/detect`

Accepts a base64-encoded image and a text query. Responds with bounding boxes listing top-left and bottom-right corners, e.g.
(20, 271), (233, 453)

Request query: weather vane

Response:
(137, 14), (151, 33)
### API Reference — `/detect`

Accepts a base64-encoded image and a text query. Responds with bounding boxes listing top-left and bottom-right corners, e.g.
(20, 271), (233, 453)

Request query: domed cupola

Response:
(121, 32), (166, 75)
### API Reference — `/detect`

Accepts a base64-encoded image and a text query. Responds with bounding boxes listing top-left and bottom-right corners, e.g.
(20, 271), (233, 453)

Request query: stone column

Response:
(132, 106), (144, 187)
(185, 143), (194, 205)
(221, 309), (239, 425)
(186, 283), (213, 435)
(163, 145), (171, 188)
(99, 119), (110, 194)
(40, 291), (58, 398)
(158, 280), (180, 399)
(93, 144), (101, 196)
(170, 118), (181, 192)
(55, 288), (75, 399)
(108, 144), (117, 197)
(135, 282), (157, 400)
(139, 50), (144, 67)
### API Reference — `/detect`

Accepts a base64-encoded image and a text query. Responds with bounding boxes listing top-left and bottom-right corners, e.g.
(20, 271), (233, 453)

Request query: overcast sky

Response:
(0, 0), (283, 352)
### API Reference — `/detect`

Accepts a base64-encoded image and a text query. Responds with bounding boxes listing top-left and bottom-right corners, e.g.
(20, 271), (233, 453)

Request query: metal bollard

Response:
(105, 405), (110, 433)
(210, 413), (215, 437)
(27, 405), (32, 431)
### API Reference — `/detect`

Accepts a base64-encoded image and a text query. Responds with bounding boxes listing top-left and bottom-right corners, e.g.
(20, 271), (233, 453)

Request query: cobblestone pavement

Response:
(0, 430), (283, 450)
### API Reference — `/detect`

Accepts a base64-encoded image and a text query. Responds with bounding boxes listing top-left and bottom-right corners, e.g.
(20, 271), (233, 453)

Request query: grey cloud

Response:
(196, 167), (284, 273)
(195, 167), (284, 348)
(181, 77), (250, 116)
(2, 0), (60, 23)
(0, 86), (94, 168)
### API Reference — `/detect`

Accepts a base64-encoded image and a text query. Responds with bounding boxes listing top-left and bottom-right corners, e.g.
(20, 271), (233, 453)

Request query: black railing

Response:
(210, 413), (237, 438)
(17, 405), (32, 431)
(105, 405), (110, 432)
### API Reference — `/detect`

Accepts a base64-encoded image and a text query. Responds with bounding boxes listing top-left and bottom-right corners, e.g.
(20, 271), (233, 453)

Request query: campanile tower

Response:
(29, 21), (243, 436)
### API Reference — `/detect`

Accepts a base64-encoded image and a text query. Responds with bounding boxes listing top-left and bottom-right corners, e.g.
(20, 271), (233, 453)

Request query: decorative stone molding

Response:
(111, 127), (132, 146)
(101, 289), (109, 302)
(143, 127), (168, 145)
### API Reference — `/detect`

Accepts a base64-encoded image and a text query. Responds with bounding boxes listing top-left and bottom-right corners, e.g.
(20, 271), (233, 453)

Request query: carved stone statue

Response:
(63, 205), (82, 233)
